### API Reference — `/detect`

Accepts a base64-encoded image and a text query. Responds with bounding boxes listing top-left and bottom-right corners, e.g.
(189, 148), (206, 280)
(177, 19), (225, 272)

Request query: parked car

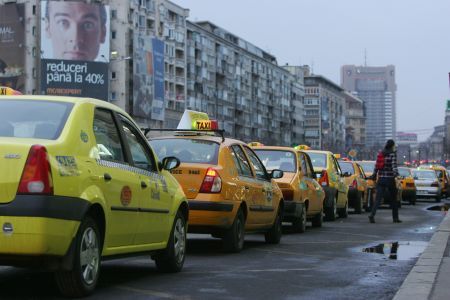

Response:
(398, 167), (417, 204)
(412, 169), (442, 202)
(0, 95), (188, 297)
(148, 112), (284, 253)
(338, 160), (368, 213)
(302, 150), (349, 221)
(419, 164), (449, 199)
(252, 145), (325, 232)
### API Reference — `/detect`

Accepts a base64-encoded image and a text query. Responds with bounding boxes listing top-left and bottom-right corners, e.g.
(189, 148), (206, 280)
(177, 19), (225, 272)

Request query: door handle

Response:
(141, 181), (148, 189)
(104, 173), (112, 181)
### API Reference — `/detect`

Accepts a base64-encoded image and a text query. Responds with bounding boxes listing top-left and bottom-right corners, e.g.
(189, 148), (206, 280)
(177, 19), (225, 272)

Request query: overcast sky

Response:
(174, 0), (450, 140)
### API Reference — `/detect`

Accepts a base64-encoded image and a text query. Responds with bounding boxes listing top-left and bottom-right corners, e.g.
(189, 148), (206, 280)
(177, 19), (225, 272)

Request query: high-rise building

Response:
(341, 65), (397, 148)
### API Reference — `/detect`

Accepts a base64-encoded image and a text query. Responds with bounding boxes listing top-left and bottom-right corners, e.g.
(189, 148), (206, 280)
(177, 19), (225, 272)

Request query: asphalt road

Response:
(0, 199), (447, 300)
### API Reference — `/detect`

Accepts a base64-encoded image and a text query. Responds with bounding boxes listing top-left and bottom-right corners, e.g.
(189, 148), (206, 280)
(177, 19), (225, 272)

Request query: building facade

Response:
(343, 91), (366, 156)
(186, 21), (305, 145)
(302, 68), (346, 153)
(341, 65), (397, 149)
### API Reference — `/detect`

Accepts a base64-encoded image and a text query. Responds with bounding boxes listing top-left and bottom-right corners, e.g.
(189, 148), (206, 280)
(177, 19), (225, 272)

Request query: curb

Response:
(393, 211), (450, 300)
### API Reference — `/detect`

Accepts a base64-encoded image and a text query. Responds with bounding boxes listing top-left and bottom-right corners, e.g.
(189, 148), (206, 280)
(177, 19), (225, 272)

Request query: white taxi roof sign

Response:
(177, 110), (209, 130)
(0, 86), (22, 95)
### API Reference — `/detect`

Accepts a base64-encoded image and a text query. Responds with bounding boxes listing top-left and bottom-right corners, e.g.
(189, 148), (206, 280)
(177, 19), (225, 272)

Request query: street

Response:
(0, 200), (446, 300)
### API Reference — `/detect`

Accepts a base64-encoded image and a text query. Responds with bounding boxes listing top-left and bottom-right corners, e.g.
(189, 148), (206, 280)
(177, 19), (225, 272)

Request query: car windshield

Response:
(253, 150), (297, 172)
(0, 100), (73, 140)
(149, 138), (219, 164)
(307, 153), (327, 168)
(359, 162), (376, 174)
(412, 170), (437, 180)
(398, 168), (411, 177)
(338, 162), (355, 175)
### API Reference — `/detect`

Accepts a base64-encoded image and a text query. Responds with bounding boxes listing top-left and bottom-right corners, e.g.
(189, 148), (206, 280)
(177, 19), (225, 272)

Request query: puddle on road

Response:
(362, 241), (428, 261)
(427, 204), (449, 211)
(412, 226), (436, 233)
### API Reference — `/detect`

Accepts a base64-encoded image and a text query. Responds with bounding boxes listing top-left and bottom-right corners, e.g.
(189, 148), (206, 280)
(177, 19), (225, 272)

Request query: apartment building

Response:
(185, 21), (304, 145)
(343, 91), (366, 153)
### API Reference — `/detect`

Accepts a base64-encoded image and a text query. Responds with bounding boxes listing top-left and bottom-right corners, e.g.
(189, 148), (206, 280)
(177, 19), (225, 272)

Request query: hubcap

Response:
(174, 218), (186, 264)
(80, 227), (99, 285)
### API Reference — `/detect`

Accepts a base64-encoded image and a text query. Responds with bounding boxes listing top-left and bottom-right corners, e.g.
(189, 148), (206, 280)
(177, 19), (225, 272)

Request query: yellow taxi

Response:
(148, 111), (284, 253)
(337, 160), (368, 213)
(419, 164), (449, 200)
(0, 94), (188, 297)
(398, 167), (417, 204)
(251, 145), (325, 232)
(301, 149), (349, 221)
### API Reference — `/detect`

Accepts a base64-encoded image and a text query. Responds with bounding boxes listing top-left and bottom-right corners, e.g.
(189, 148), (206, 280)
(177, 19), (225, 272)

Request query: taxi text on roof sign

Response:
(0, 86), (22, 95)
(192, 120), (218, 131)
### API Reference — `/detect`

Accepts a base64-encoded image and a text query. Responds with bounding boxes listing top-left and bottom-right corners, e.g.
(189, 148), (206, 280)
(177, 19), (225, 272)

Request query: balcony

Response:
(175, 76), (185, 85)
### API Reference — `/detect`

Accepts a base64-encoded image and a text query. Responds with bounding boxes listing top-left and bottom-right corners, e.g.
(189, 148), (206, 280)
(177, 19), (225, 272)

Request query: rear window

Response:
(0, 100), (73, 140)
(254, 150), (297, 172)
(338, 162), (355, 175)
(150, 138), (219, 164)
(307, 152), (327, 169)
(412, 170), (437, 180)
(359, 162), (375, 174)
(398, 168), (411, 177)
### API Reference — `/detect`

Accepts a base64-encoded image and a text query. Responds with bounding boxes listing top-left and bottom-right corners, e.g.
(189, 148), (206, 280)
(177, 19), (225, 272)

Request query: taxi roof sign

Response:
(0, 86), (22, 95)
(294, 145), (311, 150)
(248, 142), (264, 147)
(177, 110), (209, 130)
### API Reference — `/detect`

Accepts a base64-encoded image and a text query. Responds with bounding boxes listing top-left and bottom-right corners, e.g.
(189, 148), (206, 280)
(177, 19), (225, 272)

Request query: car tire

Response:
(354, 192), (362, 214)
(223, 209), (245, 253)
(154, 210), (187, 272)
(311, 210), (323, 228)
(55, 216), (101, 298)
(338, 199), (348, 218)
(324, 194), (337, 221)
(265, 206), (282, 244)
(292, 204), (306, 233)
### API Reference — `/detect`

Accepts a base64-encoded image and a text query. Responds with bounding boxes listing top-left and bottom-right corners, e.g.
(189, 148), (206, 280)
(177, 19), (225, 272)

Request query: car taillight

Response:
(431, 182), (439, 187)
(17, 145), (53, 195)
(199, 168), (222, 193)
(319, 170), (329, 187)
(352, 179), (358, 189)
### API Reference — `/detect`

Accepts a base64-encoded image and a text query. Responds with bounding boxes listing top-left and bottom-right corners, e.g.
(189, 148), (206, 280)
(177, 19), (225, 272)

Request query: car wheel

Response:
(355, 192), (362, 214)
(55, 216), (101, 298)
(223, 209), (245, 253)
(311, 210), (323, 228)
(324, 194), (337, 221)
(154, 210), (187, 272)
(292, 204), (306, 233)
(338, 199), (348, 218)
(265, 206), (282, 244)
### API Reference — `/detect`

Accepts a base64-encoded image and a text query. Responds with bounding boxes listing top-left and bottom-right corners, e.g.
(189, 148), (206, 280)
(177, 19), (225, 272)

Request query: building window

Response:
(32, 26), (36, 36)
(111, 72), (116, 79)
(111, 9), (117, 19)
(111, 92), (117, 101)
(32, 68), (36, 78)
(112, 31), (116, 39)
(32, 5), (36, 15)
(32, 47), (36, 57)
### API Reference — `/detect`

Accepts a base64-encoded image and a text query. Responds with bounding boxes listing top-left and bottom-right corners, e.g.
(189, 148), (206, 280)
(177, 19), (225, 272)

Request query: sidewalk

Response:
(393, 210), (450, 300)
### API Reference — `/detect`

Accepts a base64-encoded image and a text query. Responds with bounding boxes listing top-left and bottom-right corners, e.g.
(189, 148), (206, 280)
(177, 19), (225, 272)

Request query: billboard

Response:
(0, 4), (25, 92)
(133, 34), (165, 121)
(40, 1), (110, 100)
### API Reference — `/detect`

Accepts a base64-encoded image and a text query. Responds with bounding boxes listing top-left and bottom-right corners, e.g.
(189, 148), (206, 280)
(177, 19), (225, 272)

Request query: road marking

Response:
(116, 286), (190, 299)
(287, 240), (373, 244)
(183, 267), (313, 275)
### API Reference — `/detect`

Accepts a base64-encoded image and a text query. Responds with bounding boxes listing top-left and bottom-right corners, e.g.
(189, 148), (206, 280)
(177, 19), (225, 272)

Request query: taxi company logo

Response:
(2, 222), (13, 235)
(120, 186), (132, 206)
(4, 154), (21, 159)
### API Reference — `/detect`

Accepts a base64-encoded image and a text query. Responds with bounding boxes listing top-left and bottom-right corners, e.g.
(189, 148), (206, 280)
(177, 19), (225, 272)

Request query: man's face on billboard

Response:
(45, 2), (106, 61)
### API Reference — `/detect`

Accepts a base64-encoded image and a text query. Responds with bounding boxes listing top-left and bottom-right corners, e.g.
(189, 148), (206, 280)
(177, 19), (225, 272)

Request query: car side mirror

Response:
(161, 156), (180, 171)
(271, 169), (284, 179)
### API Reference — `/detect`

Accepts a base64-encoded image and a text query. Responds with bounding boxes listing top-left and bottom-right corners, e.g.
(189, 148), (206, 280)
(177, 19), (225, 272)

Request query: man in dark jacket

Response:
(369, 139), (402, 223)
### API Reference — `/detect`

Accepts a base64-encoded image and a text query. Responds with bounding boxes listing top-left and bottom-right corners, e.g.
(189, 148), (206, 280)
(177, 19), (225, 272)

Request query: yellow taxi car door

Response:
(118, 115), (171, 244)
(243, 146), (276, 225)
(330, 156), (347, 207)
(92, 108), (139, 247)
(299, 153), (320, 214)
(230, 145), (261, 226)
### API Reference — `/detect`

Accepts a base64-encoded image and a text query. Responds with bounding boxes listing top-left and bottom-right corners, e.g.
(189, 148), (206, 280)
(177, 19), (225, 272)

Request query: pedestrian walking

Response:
(369, 139), (402, 223)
